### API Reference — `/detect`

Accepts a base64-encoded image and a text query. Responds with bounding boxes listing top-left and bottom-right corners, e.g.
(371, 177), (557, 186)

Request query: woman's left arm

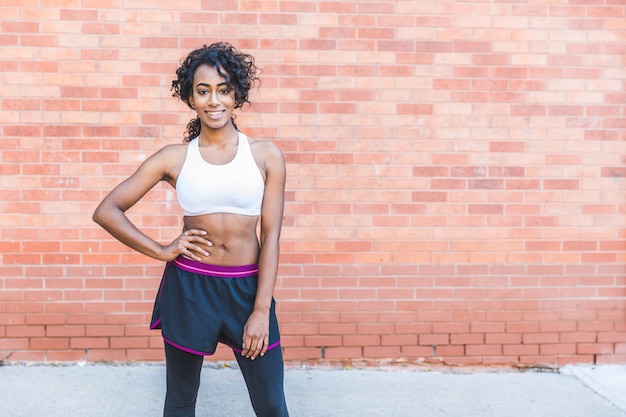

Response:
(242, 141), (286, 360)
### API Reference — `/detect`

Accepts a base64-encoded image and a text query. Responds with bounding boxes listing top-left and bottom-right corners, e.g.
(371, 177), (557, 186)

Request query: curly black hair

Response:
(171, 42), (261, 142)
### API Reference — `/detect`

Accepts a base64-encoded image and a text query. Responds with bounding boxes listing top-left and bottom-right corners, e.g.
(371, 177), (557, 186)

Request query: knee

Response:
(164, 384), (199, 417)
(248, 379), (288, 417)
(254, 399), (289, 417)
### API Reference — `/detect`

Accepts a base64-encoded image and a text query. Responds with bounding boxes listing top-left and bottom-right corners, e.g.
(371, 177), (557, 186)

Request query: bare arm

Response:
(256, 142), (286, 312)
(242, 141), (286, 359)
(92, 145), (212, 262)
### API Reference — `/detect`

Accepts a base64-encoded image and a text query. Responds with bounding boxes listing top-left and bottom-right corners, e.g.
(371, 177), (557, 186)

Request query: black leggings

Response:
(163, 342), (289, 417)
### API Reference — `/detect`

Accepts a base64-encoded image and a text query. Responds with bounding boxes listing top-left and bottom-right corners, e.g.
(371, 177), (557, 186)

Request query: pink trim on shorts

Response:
(172, 256), (258, 278)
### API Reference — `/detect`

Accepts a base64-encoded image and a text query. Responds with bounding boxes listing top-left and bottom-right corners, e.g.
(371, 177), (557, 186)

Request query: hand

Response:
(160, 229), (213, 262)
(241, 310), (270, 360)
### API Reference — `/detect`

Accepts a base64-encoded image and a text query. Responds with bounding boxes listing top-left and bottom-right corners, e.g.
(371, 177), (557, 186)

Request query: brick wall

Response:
(1, 1), (625, 366)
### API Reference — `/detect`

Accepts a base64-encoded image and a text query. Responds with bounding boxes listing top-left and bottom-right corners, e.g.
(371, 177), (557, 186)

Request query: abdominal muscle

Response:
(182, 213), (261, 266)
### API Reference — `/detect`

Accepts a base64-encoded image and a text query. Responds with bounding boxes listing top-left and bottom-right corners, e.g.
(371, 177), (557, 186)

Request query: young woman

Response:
(93, 42), (289, 417)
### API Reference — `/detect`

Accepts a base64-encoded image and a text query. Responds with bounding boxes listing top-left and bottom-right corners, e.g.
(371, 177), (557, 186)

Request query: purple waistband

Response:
(172, 256), (258, 278)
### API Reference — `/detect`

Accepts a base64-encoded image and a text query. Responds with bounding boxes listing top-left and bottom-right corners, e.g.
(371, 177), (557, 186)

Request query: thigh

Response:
(222, 296), (282, 354)
(164, 343), (204, 417)
(156, 263), (222, 355)
(235, 347), (289, 417)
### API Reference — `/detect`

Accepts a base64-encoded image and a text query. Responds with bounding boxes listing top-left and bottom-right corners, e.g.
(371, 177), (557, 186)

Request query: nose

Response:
(208, 91), (220, 105)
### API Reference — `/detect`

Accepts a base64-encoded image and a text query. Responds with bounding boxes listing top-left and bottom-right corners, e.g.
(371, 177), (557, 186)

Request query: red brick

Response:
(20, 35), (59, 47)
(31, 338), (70, 350)
(48, 351), (89, 362)
(60, 9), (97, 20)
(419, 334), (450, 346)
(324, 347), (362, 360)
(283, 347), (323, 361)
(511, 105), (546, 116)
(363, 346), (402, 358)
(490, 142), (526, 152)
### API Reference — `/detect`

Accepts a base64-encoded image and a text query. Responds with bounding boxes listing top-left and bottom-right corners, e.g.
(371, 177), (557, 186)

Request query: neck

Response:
(198, 123), (239, 146)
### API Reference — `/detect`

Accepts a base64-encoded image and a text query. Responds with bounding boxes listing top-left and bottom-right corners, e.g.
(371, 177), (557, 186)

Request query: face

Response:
(188, 64), (236, 131)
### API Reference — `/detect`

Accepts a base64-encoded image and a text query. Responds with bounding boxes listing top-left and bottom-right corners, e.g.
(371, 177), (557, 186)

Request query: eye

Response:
(219, 88), (231, 94)
(197, 89), (208, 95)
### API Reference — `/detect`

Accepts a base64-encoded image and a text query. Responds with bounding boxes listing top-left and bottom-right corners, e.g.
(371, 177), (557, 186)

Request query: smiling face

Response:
(188, 64), (236, 131)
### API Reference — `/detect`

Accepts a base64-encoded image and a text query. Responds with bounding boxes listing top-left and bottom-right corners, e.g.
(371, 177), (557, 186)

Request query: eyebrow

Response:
(195, 82), (229, 88)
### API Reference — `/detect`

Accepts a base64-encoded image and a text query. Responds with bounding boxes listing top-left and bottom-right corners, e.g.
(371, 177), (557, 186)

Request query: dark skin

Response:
(93, 64), (286, 360)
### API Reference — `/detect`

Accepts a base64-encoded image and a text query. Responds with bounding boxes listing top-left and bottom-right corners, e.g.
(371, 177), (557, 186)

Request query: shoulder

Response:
(247, 136), (284, 162)
(247, 135), (286, 182)
(136, 142), (188, 179)
(150, 142), (188, 161)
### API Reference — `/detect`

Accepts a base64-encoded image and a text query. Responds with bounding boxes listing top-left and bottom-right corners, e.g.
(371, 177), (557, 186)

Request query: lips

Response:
(206, 110), (225, 118)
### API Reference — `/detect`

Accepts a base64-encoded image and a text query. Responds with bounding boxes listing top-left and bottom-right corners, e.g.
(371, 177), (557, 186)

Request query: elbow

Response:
(259, 232), (281, 249)
(92, 205), (103, 226)
(92, 201), (109, 227)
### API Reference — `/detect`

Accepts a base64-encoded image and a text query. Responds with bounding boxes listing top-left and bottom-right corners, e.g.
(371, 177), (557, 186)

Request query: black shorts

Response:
(150, 256), (281, 356)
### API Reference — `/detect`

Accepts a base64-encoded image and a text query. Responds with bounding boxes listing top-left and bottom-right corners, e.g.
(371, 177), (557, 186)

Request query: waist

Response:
(172, 256), (258, 278)
(182, 213), (261, 265)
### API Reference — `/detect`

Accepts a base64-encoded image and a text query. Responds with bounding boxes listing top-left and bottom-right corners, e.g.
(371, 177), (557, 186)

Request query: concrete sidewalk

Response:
(1, 362), (625, 417)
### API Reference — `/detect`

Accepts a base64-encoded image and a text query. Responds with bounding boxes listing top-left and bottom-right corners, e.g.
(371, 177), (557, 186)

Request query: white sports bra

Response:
(176, 132), (265, 216)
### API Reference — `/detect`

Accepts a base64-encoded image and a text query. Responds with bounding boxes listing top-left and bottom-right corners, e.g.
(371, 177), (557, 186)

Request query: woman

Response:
(93, 42), (289, 417)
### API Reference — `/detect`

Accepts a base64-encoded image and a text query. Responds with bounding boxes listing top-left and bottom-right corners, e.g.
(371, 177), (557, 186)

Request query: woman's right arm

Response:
(92, 145), (211, 262)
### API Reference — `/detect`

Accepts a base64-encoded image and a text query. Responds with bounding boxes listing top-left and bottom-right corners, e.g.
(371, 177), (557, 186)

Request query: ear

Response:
(188, 97), (195, 109)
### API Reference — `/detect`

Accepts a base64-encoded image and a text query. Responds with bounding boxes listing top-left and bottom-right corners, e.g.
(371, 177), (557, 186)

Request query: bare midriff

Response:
(183, 213), (260, 266)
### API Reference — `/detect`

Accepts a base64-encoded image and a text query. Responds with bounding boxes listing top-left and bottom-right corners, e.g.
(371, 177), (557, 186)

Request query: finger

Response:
(184, 229), (209, 238)
(185, 232), (213, 247)
(242, 336), (261, 359)
(186, 243), (209, 257)
(259, 337), (269, 357)
(249, 338), (266, 360)
(180, 237), (208, 256)
(246, 344), (258, 360)
(191, 237), (213, 247)
(183, 247), (203, 261)
(181, 234), (211, 257)
(241, 334), (252, 357)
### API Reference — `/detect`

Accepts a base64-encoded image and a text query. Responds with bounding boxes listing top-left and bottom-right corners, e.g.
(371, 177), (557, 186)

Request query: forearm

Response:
(254, 237), (280, 312)
(93, 205), (165, 261)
